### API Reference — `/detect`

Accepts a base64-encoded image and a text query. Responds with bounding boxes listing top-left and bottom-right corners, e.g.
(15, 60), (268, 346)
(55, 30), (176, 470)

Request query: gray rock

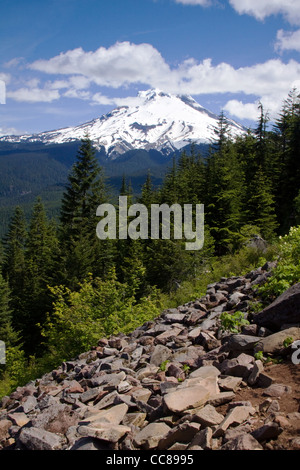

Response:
(90, 371), (126, 388)
(189, 365), (220, 379)
(133, 422), (171, 449)
(18, 395), (37, 413)
(219, 354), (254, 379)
(192, 404), (224, 427)
(80, 403), (128, 426)
(247, 359), (264, 386)
(80, 387), (102, 404)
(77, 423), (131, 443)
(213, 405), (255, 438)
(221, 433), (263, 450)
(163, 385), (210, 414)
(158, 422), (201, 449)
(226, 334), (261, 352)
(164, 313), (186, 323)
(254, 283), (300, 330)
(254, 327), (300, 355)
(70, 437), (111, 450)
(188, 427), (213, 450)
(263, 383), (292, 397)
(18, 426), (63, 450)
(251, 422), (283, 441)
(150, 345), (173, 367)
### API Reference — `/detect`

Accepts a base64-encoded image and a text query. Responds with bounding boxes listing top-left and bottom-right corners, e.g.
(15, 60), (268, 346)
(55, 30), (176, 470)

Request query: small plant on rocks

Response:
(220, 311), (250, 334)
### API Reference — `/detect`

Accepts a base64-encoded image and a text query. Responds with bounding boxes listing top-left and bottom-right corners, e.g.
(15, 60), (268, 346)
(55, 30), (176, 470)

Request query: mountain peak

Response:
(138, 88), (170, 101)
(0, 89), (246, 157)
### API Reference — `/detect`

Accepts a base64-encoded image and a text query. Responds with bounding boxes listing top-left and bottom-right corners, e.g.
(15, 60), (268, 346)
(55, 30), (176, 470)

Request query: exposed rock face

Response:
(0, 262), (299, 451)
(254, 282), (300, 330)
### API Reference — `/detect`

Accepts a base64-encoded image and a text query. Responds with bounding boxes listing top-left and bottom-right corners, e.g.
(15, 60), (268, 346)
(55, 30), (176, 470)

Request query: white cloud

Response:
(91, 93), (144, 107)
(29, 42), (170, 89)
(5, 41), (300, 121)
(4, 57), (25, 69)
(0, 126), (20, 136)
(63, 88), (91, 100)
(174, 0), (212, 6)
(7, 87), (60, 103)
(0, 72), (11, 84)
(275, 29), (300, 52)
(228, 0), (300, 25)
(224, 100), (260, 121)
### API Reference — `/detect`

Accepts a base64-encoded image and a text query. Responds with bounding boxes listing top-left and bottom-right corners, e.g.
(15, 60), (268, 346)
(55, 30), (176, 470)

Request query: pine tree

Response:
(3, 206), (27, 284)
(211, 110), (232, 156)
(246, 166), (278, 240)
(0, 273), (18, 347)
(2, 207), (27, 334)
(60, 136), (107, 239)
(159, 156), (178, 204)
(59, 136), (111, 287)
(273, 89), (300, 231)
(205, 122), (245, 254)
(138, 170), (156, 207)
(22, 197), (59, 353)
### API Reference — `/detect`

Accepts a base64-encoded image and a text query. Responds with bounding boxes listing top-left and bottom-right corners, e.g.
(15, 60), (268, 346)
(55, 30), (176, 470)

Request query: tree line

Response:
(0, 89), (299, 390)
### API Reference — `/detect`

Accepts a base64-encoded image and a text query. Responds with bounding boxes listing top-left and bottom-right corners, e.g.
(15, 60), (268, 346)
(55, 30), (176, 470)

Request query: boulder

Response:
(150, 345), (173, 367)
(221, 434), (263, 450)
(158, 422), (201, 449)
(163, 385), (210, 414)
(18, 427), (63, 450)
(254, 283), (300, 330)
(191, 404), (224, 427)
(213, 405), (255, 438)
(226, 334), (261, 352)
(188, 427), (213, 450)
(77, 423), (131, 443)
(133, 422), (171, 449)
(254, 327), (300, 355)
(251, 423), (283, 442)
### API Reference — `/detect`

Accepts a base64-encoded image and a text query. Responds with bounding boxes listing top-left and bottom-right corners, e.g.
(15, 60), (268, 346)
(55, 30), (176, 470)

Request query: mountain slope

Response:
(0, 89), (246, 158)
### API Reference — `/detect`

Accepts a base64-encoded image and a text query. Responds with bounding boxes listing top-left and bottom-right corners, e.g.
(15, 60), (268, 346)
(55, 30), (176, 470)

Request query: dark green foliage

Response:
(59, 136), (111, 288)
(22, 198), (59, 353)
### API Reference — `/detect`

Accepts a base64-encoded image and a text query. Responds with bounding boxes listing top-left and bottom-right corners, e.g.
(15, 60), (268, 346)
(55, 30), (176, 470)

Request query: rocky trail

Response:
(1, 261), (300, 452)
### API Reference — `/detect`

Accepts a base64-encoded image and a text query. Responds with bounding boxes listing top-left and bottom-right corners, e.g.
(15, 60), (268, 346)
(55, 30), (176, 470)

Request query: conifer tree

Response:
(0, 272), (18, 347)
(205, 116), (244, 253)
(59, 136), (110, 287)
(2, 207), (27, 333)
(138, 170), (156, 207)
(22, 197), (59, 353)
(273, 89), (300, 230)
(3, 206), (27, 289)
(246, 166), (278, 240)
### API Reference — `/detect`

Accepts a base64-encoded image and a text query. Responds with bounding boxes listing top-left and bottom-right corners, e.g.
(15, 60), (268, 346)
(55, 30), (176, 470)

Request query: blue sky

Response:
(1, 0), (300, 136)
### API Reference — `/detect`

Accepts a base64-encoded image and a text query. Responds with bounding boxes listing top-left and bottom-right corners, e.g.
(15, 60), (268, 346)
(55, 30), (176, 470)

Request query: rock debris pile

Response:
(1, 262), (300, 451)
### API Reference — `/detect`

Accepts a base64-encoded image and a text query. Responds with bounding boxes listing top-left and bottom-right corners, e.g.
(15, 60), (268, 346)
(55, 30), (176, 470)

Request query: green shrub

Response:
(40, 268), (161, 364)
(259, 226), (300, 299)
(220, 311), (250, 334)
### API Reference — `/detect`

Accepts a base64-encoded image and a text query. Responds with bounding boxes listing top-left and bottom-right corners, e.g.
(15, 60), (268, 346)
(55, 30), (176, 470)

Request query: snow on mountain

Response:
(0, 89), (246, 158)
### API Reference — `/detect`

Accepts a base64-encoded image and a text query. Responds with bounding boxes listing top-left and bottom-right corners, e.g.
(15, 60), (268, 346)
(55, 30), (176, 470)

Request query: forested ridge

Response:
(1, 89), (300, 398)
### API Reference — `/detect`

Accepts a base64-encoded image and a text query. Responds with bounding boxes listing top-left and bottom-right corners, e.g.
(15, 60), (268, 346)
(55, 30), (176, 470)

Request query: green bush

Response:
(40, 268), (161, 364)
(259, 226), (300, 299)
(220, 311), (250, 334)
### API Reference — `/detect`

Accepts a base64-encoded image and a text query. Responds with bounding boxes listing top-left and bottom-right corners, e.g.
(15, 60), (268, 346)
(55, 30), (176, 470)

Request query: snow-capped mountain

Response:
(0, 89), (246, 158)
